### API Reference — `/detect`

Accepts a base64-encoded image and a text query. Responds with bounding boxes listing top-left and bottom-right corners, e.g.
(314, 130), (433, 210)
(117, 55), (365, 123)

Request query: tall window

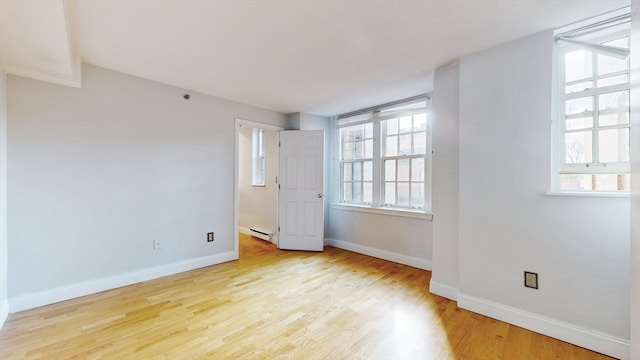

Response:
(383, 114), (427, 208)
(338, 96), (431, 210)
(555, 8), (631, 192)
(252, 128), (265, 186)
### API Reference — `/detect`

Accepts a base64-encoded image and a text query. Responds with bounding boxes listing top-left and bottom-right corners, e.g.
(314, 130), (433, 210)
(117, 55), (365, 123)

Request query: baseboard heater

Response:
(249, 228), (272, 242)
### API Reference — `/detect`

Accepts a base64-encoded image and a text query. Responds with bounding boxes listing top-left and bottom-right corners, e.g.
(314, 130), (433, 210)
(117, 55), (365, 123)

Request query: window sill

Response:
(330, 203), (433, 220)
(545, 191), (629, 198)
(251, 184), (266, 187)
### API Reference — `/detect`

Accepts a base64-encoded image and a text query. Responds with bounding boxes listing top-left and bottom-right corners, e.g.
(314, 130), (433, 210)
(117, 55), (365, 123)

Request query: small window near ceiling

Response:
(554, 7), (631, 192)
(252, 128), (265, 186)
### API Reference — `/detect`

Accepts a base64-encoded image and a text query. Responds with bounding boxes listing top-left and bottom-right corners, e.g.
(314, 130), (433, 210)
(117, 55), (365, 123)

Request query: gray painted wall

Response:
(7, 64), (287, 299)
(0, 68), (8, 325)
(630, 0), (640, 358)
(430, 62), (460, 295)
(458, 30), (630, 339)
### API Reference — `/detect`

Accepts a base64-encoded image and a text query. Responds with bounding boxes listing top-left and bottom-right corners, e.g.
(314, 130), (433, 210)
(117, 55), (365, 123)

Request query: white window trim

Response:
(335, 96), (432, 214)
(551, 7), (632, 195)
(545, 191), (629, 198)
(331, 203), (433, 220)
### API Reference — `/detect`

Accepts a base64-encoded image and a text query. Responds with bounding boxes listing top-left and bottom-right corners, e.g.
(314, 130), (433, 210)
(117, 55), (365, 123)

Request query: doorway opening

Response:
(234, 119), (282, 259)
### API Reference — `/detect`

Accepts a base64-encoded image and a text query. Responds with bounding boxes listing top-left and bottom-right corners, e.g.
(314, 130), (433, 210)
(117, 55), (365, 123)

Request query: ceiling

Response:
(0, 0), (631, 116)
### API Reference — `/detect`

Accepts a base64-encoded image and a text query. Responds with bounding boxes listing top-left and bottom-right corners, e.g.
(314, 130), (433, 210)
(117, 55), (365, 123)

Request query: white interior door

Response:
(278, 130), (324, 251)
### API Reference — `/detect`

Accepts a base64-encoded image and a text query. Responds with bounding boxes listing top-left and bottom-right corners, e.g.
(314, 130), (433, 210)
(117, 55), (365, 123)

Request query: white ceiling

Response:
(0, 0), (631, 116)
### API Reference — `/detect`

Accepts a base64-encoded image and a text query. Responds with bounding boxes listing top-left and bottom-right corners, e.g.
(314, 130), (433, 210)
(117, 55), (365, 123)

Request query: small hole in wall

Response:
(183, 94), (190, 100)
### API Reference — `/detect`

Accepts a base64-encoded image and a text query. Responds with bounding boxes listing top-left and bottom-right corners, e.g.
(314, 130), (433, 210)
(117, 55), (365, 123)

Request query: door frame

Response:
(233, 118), (284, 259)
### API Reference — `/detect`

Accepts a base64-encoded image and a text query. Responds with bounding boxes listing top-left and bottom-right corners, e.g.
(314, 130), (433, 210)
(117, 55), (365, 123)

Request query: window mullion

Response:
(372, 122), (382, 207)
(592, 51), (600, 165)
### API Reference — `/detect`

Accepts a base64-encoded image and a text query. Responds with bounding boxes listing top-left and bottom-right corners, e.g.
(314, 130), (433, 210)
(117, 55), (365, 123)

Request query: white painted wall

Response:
(0, 68), (8, 326)
(458, 29), (630, 354)
(238, 126), (278, 239)
(630, 0), (640, 358)
(430, 62), (460, 299)
(7, 64), (287, 303)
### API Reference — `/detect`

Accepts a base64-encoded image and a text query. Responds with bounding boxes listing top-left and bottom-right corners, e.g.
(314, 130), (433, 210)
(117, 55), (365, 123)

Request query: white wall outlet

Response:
(524, 271), (538, 289)
(153, 239), (162, 250)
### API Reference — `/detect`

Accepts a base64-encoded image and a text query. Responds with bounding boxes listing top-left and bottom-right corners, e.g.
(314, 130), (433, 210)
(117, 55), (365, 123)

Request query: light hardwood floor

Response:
(0, 234), (615, 359)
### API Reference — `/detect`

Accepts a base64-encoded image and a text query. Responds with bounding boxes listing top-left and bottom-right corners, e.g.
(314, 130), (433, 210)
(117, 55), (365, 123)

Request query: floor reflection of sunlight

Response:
(390, 303), (455, 360)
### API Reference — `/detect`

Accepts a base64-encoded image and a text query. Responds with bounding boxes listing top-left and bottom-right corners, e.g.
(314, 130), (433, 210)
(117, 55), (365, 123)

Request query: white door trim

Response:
(234, 118), (284, 259)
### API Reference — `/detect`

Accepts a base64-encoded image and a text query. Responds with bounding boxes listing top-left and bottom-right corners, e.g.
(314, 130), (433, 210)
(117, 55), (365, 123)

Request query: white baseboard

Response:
(429, 280), (459, 301)
(0, 298), (9, 329)
(9, 251), (237, 313)
(458, 293), (630, 360)
(238, 226), (251, 235)
(325, 238), (431, 270)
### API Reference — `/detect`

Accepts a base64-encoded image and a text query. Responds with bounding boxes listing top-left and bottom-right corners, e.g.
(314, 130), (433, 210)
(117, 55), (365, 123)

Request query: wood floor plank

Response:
(0, 234), (617, 359)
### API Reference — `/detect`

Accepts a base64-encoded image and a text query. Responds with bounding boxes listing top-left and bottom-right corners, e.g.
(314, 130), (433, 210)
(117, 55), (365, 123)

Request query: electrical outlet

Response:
(153, 239), (162, 250)
(524, 271), (538, 289)
(207, 232), (214, 242)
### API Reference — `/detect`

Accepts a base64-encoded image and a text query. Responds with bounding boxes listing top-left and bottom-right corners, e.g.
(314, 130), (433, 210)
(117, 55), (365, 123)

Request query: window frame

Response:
(336, 97), (432, 213)
(553, 9), (631, 193)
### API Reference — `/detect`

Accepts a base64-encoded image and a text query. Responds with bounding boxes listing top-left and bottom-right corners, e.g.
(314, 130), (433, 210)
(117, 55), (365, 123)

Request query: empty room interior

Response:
(1, 0), (640, 359)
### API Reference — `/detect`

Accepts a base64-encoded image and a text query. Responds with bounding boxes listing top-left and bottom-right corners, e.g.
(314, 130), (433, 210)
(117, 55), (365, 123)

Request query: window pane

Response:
(398, 134), (412, 155)
(343, 128), (354, 142)
(343, 183), (352, 202)
(399, 116), (412, 133)
(599, 128), (629, 162)
(353, 182), (362, 203)
(387, 118), (398, 135)
(565, 131), (593, 163)
(599, 90), (629, 110)
(343, 162), (352, 181)
(597, 54), (628, 76)
(385, 159), (396, 181)
(603, 37), (629, 49)
(413, 131), (426, 154)
(397, 183), (410, 206)
(384, 182), (396, 205)
(411, 182), (425, 208)
(354, 141), (363, 159)
(565, 50), (593, 82)
(599, 90), (630, 126)
(343, 142), (353, 160)
(566, 81), (593, 94)
(600, 111), (629, 127)
(565, 96), (593, 116)
(365, 123), (373, 138)
(411, 158), (425, 181)
(414, 113), (427, 131)
(353, 161), (362, 181)
(363, 161), (372, 181)
(559, 173), (630, 191)
(599, 90), (629, 111)
(364, 139), (373, 158)
(386, 135), (398, 156)
(566, 116), (593, 130)
(597, 74), (628, 88)
(363, 182), (372, 203)
(397, 159), (410, 181)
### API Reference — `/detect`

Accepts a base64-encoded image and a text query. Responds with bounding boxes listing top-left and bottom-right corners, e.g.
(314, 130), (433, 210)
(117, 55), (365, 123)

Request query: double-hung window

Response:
(554, 8), (631, 192)
(338, 96), (431, 211)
